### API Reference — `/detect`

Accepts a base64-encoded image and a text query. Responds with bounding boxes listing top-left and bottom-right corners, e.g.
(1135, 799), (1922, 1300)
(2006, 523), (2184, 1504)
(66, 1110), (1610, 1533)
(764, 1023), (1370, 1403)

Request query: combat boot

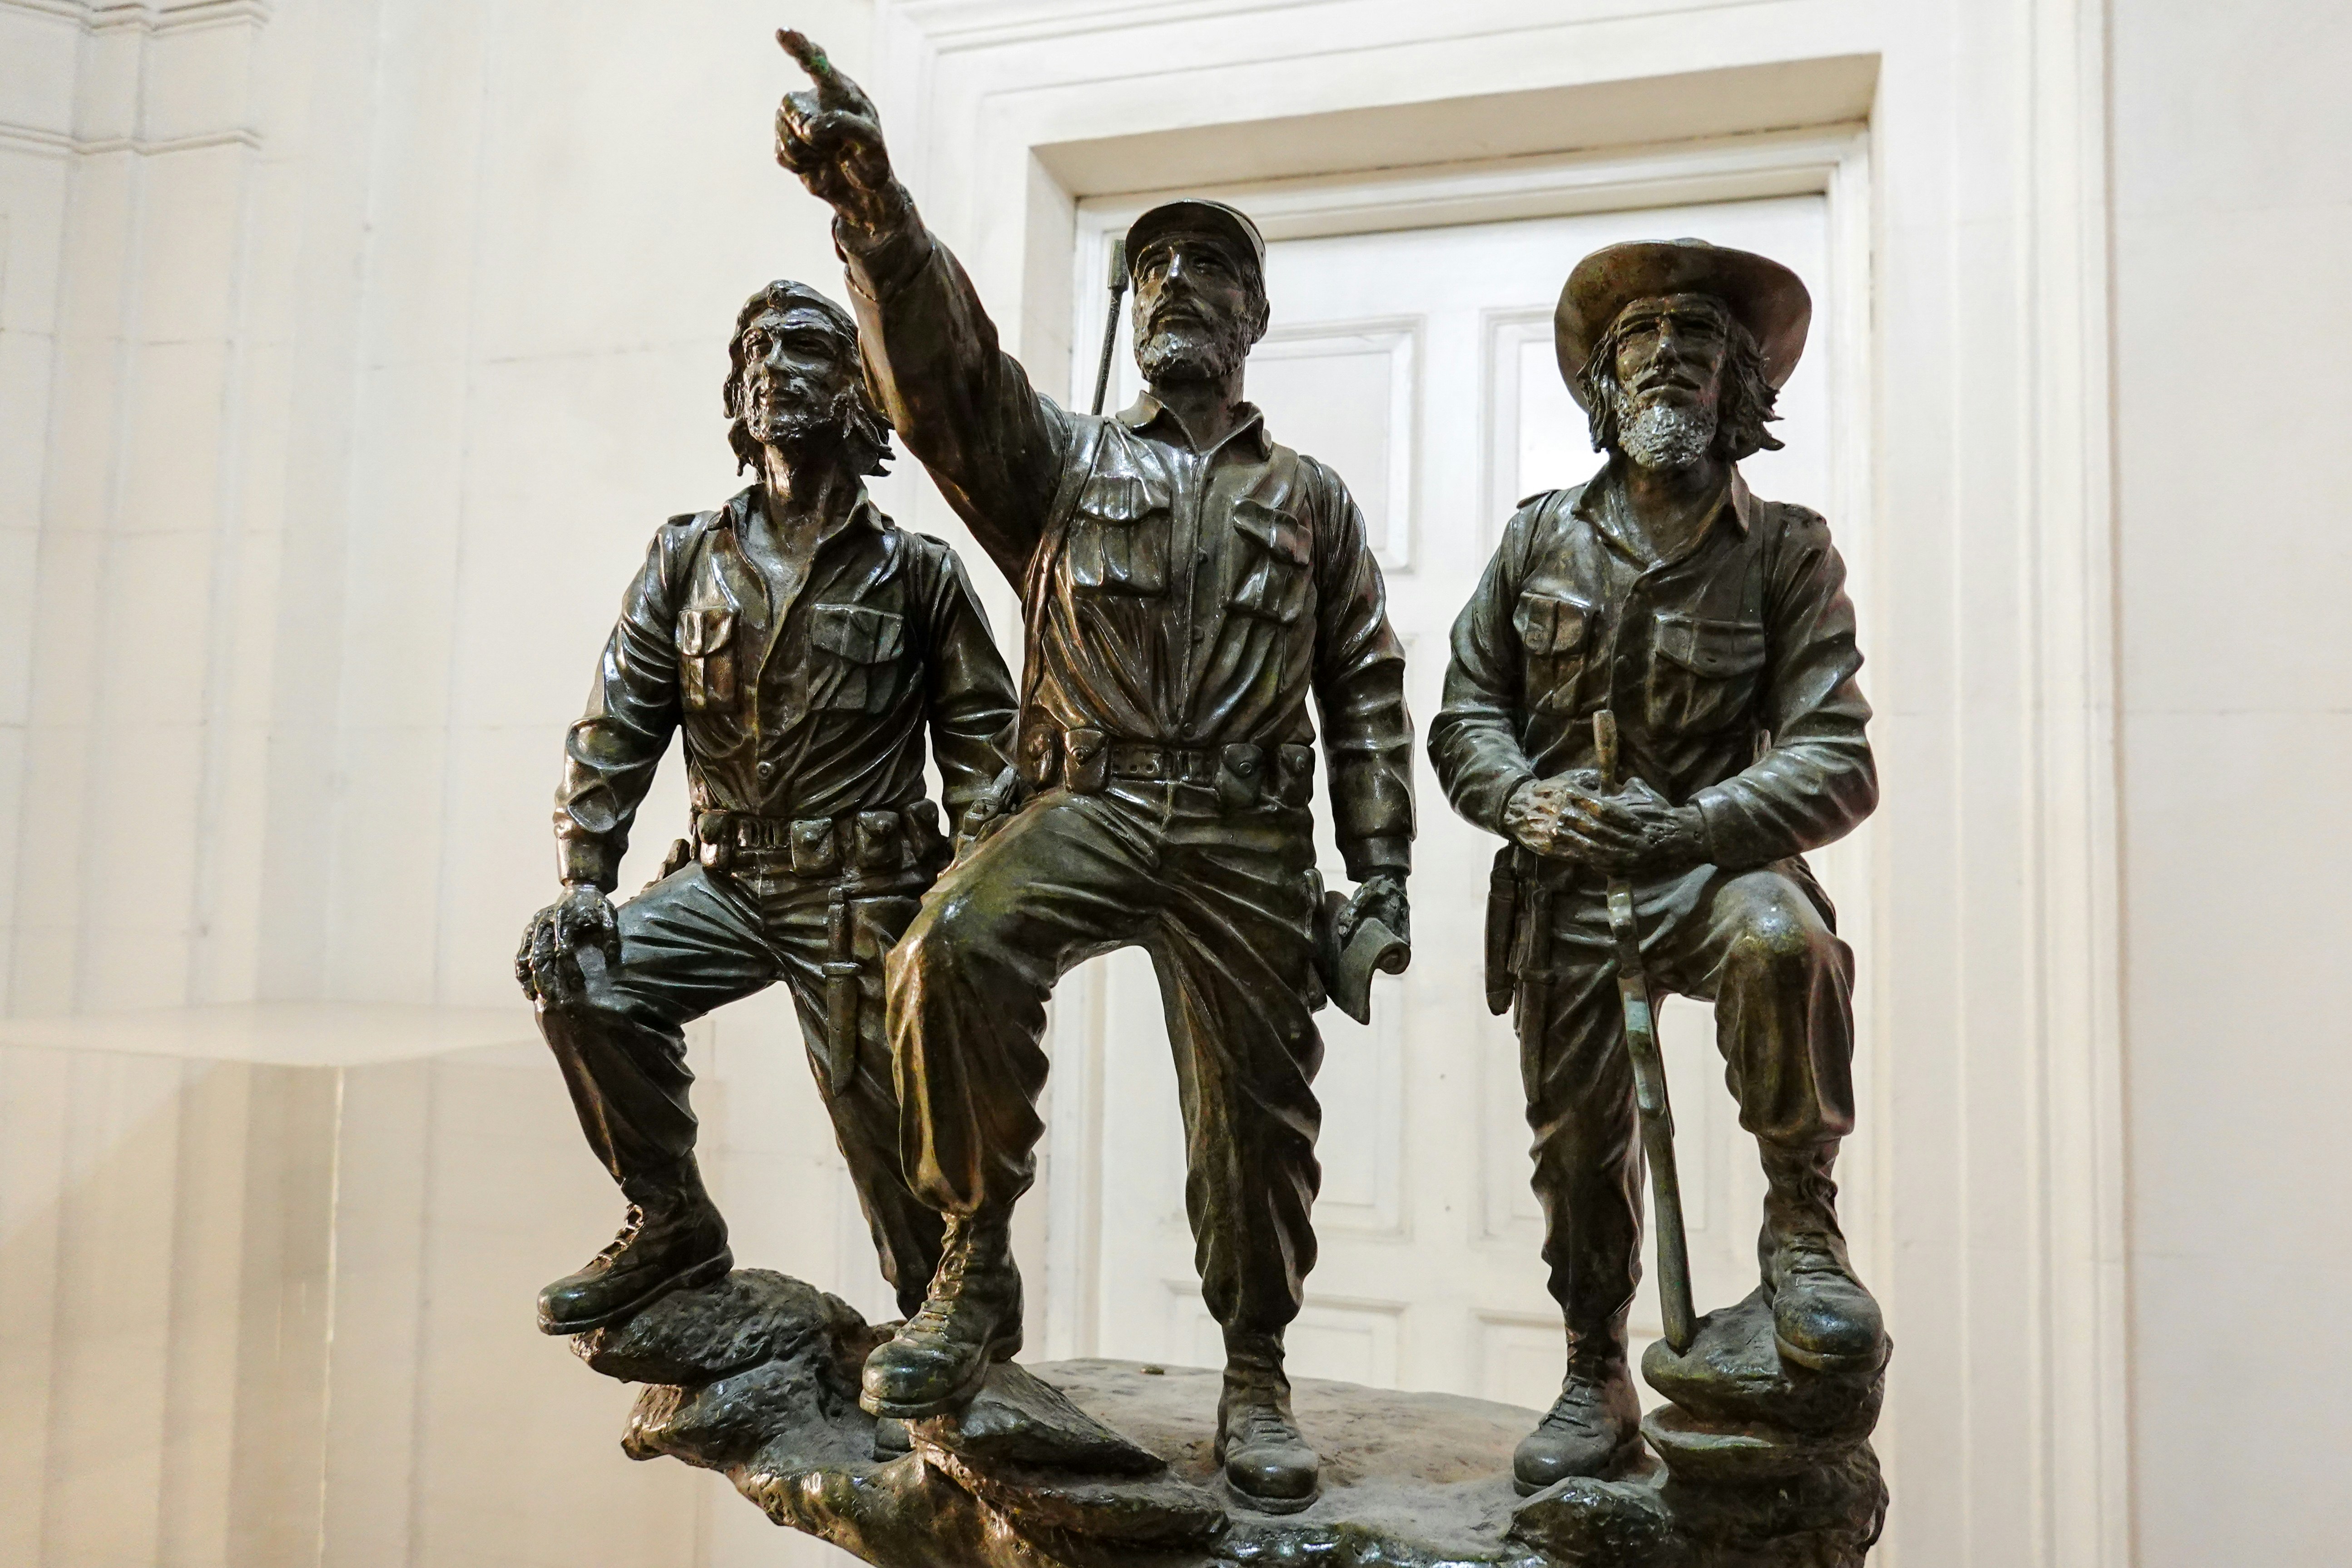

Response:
(1512, 1327), (1643, 1495)
(537, 1157), (731, 1335)
(1759, 1140), (1884, 1374)
(1217, 1331), (1319, 1513)
(860, 1213), (1023, 1418)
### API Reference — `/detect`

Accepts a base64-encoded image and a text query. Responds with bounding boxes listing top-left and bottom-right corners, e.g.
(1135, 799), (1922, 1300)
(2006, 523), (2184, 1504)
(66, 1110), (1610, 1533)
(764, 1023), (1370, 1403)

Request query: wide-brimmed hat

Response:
(1124, 199), (1266, 279)
(1555, 239), (1810, 408)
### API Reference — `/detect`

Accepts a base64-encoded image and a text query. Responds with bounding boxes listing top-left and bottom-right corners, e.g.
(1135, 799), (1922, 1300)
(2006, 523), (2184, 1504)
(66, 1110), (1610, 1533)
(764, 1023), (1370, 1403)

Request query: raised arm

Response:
(774, 32), (1075, 584)
(918, 539), (1020, 828)
(1688, 507), (1877, 868)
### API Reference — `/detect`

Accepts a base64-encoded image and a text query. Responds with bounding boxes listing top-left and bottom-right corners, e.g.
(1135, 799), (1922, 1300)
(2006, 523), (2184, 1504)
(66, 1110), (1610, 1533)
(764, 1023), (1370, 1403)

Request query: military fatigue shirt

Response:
(840, 224), (1413, 879)
(555, 485), (1017, 889)
(1429, 465), (1875, 870)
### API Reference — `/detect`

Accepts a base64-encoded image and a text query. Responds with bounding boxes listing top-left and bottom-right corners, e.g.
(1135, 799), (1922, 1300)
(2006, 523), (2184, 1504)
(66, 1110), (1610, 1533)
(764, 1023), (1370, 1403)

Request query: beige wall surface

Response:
(2109, 7), (2352, 1565)
(1, 0), (2348, 1565)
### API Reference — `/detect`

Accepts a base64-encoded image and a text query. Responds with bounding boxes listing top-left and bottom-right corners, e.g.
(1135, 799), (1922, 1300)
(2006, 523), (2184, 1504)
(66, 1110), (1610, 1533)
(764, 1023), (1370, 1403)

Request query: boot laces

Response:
(594, 1204), (647, 1265)
(905, 1232), (989, 1340)
(1780, 1234), (1850, 1278)
(1539, 1367), (1619, 1435)
(1225, 1397), (1300, 1450)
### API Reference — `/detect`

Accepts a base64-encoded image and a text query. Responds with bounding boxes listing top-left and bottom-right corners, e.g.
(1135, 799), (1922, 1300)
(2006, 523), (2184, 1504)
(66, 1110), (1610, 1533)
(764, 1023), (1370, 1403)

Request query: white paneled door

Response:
(1049, 195), (1865, 1409)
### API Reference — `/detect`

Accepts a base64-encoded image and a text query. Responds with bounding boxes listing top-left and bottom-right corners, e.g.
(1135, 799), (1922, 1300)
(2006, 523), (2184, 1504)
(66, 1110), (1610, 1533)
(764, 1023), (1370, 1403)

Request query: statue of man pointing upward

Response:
(772, 33), (1416, 1515)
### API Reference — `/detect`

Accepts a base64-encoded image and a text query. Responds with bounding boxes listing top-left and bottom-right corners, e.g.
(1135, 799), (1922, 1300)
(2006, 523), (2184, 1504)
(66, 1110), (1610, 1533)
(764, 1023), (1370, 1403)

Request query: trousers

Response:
(537, 858), (944, 1316)
(1517, 858), (1855, 1339)
(886, 781), (1324, 1338)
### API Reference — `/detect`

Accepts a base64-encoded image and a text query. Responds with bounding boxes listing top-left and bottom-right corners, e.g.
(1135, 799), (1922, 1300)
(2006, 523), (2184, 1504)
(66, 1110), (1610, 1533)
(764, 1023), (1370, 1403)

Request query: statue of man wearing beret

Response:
(1430, 241), (1882, 1493)
(772, 35), (1414, 1513)
(517, 280), (1016, 1340)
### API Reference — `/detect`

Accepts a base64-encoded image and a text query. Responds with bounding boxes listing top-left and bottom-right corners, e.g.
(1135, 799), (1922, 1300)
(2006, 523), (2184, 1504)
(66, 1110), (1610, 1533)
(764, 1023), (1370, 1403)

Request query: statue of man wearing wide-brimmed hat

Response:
(770, 33), (1414, 1513)
(1430, 240), (1882, 1493)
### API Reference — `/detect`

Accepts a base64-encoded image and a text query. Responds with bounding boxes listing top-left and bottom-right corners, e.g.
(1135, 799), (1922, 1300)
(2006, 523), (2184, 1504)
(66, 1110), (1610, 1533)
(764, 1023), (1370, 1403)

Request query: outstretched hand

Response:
(774, 31), (905, 237)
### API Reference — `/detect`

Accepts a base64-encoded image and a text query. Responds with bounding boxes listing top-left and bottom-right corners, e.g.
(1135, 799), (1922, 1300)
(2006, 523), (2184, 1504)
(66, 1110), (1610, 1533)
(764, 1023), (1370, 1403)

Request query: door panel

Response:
(1062, 195), (1855, 1406)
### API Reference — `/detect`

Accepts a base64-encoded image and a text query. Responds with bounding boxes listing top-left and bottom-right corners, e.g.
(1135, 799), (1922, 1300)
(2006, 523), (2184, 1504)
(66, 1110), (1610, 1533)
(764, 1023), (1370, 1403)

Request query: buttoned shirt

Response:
(840, 223), (1412, 877)
(554, 486), (1017, 889)
(1428, 465), (1875, 870)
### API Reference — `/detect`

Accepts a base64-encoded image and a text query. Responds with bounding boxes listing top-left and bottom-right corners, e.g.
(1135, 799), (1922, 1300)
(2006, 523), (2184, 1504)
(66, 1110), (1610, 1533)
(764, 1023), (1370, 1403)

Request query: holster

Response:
(1496, 846), (1561, 1035)
(1483, 846), (1518, 1017)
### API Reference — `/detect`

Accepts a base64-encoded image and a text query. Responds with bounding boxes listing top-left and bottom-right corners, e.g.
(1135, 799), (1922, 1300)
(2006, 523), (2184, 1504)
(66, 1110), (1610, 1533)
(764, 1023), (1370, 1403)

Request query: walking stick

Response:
(1090, 237), (1128, 415)
(1594, 709), (1698, 1353)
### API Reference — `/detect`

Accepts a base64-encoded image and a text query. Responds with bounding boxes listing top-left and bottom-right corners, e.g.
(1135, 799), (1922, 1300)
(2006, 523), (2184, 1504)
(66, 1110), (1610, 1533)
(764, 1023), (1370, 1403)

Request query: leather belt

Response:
(692, 802), (944, 878)
(1106, 742), (1222, 784)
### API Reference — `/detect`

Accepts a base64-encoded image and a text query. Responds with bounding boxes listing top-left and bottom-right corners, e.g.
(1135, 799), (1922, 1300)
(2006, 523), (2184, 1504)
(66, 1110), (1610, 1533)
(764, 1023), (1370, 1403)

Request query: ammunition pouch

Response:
(693, 804), (946, 879)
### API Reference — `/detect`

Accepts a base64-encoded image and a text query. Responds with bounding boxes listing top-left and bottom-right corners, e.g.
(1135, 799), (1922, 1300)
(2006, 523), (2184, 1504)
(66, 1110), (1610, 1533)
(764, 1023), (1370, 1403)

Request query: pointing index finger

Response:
(777, 29), (838, 89)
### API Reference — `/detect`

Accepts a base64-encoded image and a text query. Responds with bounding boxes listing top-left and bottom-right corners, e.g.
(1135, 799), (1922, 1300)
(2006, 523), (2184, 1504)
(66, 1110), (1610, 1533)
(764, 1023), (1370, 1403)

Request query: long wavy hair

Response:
(1576, 299), (1783, 462)
(722, 281), (894, 476)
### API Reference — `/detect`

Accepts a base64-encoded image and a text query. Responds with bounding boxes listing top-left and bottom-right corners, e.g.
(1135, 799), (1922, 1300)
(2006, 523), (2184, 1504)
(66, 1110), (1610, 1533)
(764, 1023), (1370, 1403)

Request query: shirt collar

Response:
(1571, 460), (1751, 561)
(1116, 391), (1273, 460)
(720, 483), (887, 548)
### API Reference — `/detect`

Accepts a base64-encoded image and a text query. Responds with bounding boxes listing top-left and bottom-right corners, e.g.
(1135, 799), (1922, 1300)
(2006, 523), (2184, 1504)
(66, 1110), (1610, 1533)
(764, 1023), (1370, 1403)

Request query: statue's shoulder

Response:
(1505, 481), (1585, 542)
(1748, 492), (1837, 547)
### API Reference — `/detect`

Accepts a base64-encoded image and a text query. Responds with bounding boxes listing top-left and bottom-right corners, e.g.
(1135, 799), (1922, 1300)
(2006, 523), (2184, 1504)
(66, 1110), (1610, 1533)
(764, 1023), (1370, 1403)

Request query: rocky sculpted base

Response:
(570, 1270), (1885, 1568)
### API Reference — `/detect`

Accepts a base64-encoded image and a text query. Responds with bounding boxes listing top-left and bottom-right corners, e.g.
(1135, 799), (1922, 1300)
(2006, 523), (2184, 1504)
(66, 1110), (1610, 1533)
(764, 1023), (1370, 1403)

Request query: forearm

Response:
(1322, 683), (1416, 878)
(1689, 732), (1877, 869)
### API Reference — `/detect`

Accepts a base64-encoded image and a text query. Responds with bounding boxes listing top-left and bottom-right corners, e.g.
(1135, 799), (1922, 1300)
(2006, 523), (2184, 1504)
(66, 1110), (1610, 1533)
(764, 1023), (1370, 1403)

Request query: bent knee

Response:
(1723, 895), (1835, 975)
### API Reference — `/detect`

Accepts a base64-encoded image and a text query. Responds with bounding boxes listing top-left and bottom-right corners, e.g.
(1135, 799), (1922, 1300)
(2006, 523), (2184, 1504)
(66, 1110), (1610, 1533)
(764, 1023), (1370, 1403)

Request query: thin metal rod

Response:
(1595, 709), (1698, 1353)
(1091, 237), (1128, 416)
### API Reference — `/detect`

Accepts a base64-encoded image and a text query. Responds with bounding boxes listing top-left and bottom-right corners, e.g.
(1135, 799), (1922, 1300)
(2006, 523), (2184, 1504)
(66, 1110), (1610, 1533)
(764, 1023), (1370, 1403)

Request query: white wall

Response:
(1, 2), (889, 1564)
(2110, 8), (2352, 1565)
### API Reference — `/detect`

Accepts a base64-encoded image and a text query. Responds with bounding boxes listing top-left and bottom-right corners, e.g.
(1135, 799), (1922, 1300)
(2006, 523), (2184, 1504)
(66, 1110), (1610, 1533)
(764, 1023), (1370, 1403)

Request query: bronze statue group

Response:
(514, 32), (1883, 1515)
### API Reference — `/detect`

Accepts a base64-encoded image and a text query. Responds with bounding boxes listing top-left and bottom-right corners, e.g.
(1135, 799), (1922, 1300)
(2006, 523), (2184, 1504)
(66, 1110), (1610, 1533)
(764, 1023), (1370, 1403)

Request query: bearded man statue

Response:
(1429, 240), (1883, 1494)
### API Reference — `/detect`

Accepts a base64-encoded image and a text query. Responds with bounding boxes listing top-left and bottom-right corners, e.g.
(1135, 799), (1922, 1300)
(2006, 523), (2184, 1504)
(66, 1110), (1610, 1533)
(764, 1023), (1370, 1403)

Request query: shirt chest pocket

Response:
(1065, 475), (1169, 596)
(678, 606), (737, 710)
(1513, 592), (1593, 714)
(807, 602), (906, 714)
(1226, 500), (1312, 625)
(1647, 611), (1768, 734)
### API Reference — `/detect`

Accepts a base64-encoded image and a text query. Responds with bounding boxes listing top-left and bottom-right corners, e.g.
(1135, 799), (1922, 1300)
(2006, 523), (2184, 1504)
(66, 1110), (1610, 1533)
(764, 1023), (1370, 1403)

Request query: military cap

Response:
(1124, 198), (1266, 281)
(1555, 239), (1810, 408)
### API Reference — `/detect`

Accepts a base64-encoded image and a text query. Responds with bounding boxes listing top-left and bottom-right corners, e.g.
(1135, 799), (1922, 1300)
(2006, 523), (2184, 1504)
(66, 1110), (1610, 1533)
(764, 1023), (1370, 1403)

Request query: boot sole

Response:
(1224, 1477), (1319, 1515)
(536, 1248), (733, 1336)
(1511, 1435), (1646, 1497)
(1773, 1331), (1884, 1378)
(858, 1332), (1015, 1419)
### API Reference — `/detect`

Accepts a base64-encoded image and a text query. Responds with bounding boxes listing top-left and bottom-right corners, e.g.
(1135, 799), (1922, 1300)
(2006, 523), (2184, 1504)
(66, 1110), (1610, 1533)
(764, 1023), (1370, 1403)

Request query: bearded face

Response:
(1597, 294), (1735, 473)
(1130, 236), (1265, 388)
(735, 308), (862, 459)
(1611, 384), (1719, 471)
